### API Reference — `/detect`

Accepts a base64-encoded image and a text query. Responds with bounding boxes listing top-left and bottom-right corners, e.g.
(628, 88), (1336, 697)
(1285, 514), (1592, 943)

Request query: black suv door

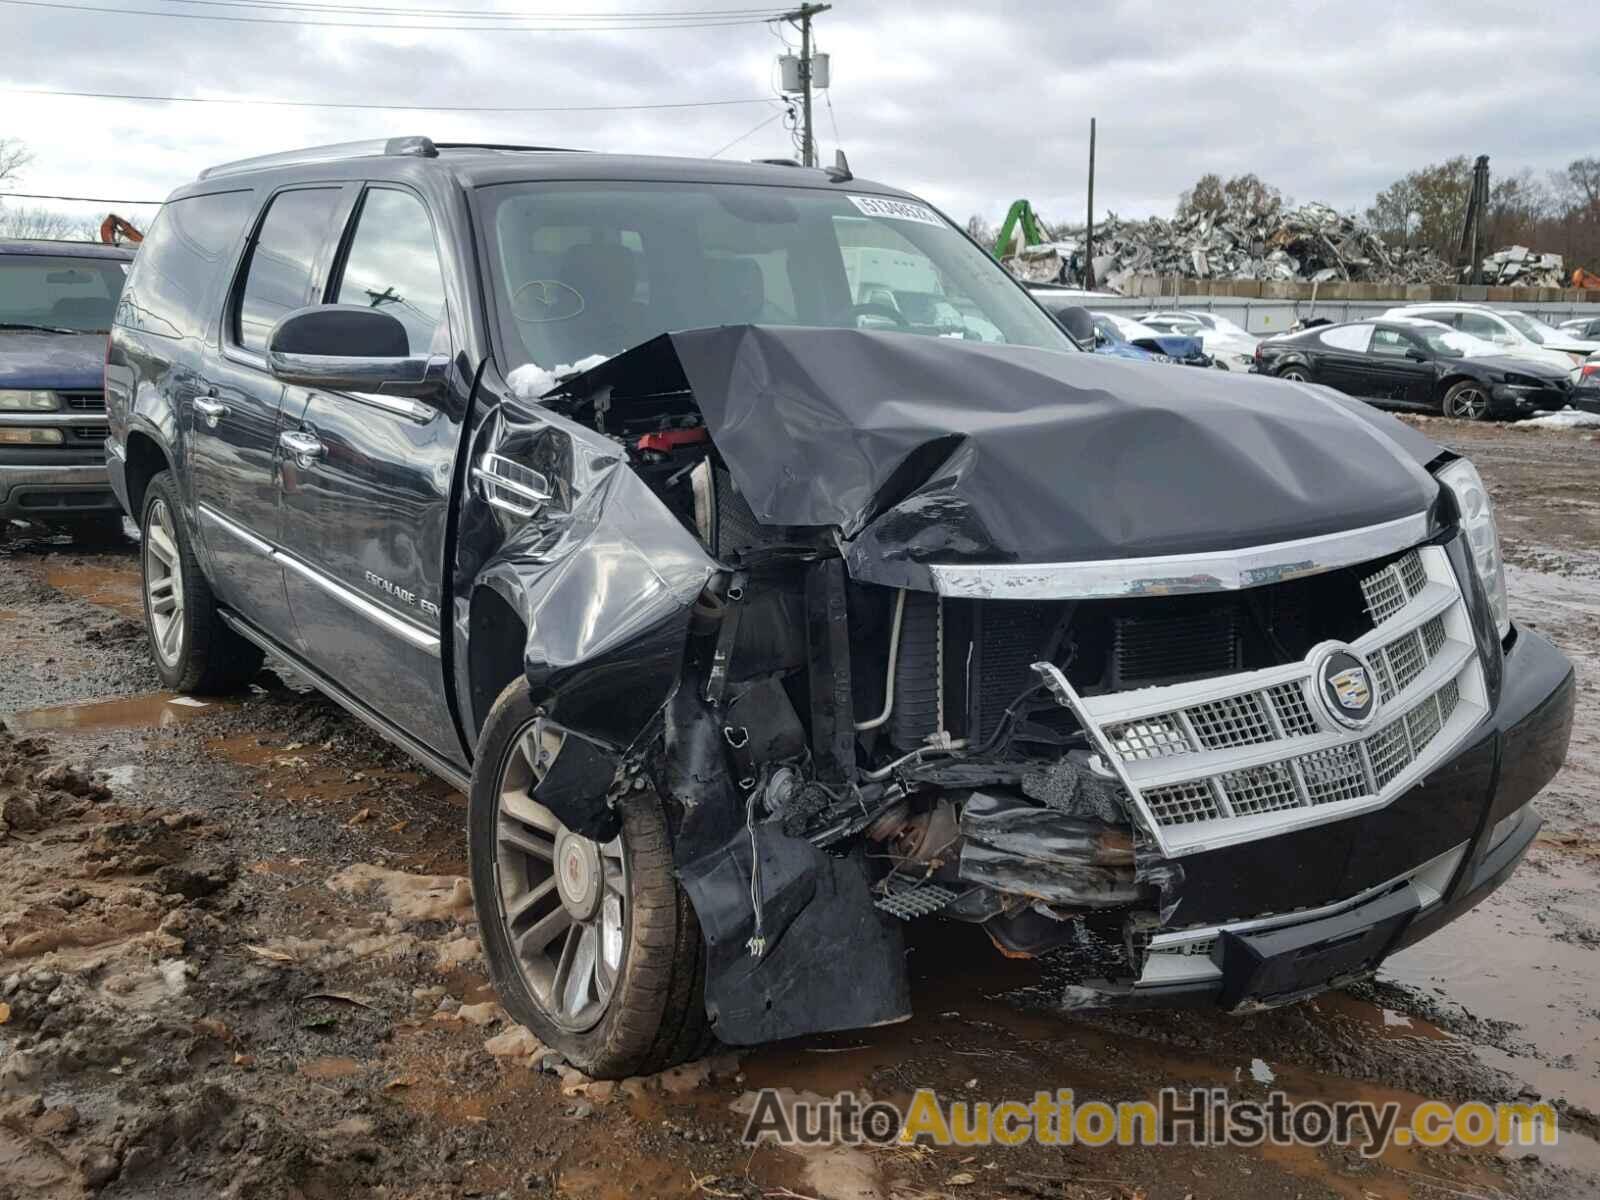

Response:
(275, 184), (464, 761)
(192, 185), (347, 646)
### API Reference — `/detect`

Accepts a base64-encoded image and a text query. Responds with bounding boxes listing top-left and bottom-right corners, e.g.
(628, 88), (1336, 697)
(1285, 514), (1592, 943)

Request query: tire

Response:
(1277, 365), (1312, 383)
(1441, 380), (1491, 421)
(61, 512), (128, 545)
(469, 677), (714, 1079)
(139, 471), (263, 693)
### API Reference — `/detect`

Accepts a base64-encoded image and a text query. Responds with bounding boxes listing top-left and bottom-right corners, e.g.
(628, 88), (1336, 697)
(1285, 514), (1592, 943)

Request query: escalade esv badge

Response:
(1315, 647), (1379, 730)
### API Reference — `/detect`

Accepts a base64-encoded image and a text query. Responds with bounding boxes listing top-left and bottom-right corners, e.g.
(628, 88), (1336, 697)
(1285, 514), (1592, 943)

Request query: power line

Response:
(144, 0), (784, 16)
(1, 191), (166, 205)
(707, 107), (786, 159)
(4, 85), (778, 114)
(0, 0), (785, 30)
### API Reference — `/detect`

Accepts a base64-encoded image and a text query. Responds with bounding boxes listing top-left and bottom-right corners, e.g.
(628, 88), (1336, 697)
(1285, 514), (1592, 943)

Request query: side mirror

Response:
(266, 304), (448, 400)
(1405, 347), (1429, 362)
(1052, 304), (1097, 349)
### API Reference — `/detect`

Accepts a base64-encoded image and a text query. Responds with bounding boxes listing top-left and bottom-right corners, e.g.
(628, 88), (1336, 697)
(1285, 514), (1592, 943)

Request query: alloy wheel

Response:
(1446, 387), (1489, 420)
(143, 497), (185, 667)
(1279, 367), (1309, 382)
(493, 722), (626, 1033)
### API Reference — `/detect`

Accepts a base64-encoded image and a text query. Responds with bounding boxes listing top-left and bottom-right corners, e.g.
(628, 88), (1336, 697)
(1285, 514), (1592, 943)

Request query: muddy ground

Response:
(0, 417), (1597, 1200)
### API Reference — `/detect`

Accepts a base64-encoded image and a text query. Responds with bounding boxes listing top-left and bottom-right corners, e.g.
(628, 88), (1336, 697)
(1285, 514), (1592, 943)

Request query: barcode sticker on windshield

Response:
(848, 195), (944, 227)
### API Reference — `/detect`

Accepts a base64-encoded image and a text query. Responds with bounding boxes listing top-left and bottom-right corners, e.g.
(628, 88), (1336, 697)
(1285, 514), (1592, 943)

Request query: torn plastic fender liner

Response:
(678, 823), (910, 1045)
(466, 394), (720, 834)
(522, 718), (623, 843)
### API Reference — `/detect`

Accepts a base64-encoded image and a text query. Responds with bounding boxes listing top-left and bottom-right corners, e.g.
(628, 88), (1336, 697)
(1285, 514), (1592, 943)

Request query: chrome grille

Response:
(58, 390), (106, 412)
(1267, 682), (1318, 736)
(1361, 550), (1429, 625)
(1060, 545), (1488, 856)
(1144, 781), (1223, 825)
(1108, 716), (1189, 761)
(1188, 694), (1276, 749)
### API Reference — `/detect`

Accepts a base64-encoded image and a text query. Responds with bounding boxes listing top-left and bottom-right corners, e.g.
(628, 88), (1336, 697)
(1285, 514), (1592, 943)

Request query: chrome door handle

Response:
(279, 429), (326, 468)
(193, 397), (229, 428)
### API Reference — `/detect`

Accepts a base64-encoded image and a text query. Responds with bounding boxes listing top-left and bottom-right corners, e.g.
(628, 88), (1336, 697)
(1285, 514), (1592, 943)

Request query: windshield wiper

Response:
(0, 322), (87, 334)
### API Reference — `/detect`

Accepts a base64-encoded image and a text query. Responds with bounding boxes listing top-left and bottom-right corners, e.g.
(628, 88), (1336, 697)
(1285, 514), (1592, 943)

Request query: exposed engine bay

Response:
(467, 324), (1466, 1046)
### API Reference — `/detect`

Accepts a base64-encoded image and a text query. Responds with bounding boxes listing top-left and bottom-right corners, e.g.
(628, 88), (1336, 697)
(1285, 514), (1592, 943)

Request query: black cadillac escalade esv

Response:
(106, 137), (1574, 1079)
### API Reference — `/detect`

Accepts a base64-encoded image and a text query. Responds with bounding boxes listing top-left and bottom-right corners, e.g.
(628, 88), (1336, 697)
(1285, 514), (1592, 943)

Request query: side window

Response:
(115, 190), (252, 340)
(234, 188), (342, 354)
(1458, 312), (1504, 342)
(331, 188), (449, 356)
(1318, 324), (1373, 353)
(1371, 328), (1412, 356)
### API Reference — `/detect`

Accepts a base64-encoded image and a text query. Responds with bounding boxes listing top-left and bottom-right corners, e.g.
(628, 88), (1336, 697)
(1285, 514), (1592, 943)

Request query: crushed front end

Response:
(484, 325), (1574, 1045)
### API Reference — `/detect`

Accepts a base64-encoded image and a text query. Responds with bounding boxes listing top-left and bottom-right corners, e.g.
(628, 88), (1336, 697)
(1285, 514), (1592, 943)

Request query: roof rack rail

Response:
(432, 141), (585, 154)
(197, 136), (438, 181)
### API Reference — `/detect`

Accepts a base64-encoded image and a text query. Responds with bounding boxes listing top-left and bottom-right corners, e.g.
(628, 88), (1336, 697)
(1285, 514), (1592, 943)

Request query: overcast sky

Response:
(2, 0), (1596, 231)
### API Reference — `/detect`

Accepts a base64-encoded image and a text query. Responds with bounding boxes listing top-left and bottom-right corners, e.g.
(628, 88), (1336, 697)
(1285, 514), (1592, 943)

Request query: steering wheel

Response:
(838, 301), (908, 328)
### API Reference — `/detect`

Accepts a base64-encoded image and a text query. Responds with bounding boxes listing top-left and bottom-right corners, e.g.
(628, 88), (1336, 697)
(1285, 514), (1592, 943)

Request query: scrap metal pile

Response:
(1472, 245), (1567, 287)
(1006, 201), (1455, 292)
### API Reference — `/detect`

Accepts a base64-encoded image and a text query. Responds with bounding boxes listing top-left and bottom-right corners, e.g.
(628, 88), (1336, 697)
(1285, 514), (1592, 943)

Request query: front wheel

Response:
(469, 678), (714, 1078)
(1441, 380), (1491, 421)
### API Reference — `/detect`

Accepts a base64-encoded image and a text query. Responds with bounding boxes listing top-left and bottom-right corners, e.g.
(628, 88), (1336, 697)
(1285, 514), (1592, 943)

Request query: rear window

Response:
(116, 191), (253, 340)
(0, 254), (128, 333)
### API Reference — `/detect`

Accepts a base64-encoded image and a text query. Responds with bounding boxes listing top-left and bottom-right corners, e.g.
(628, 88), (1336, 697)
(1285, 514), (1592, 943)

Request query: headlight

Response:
(0, 389), (59, 411)
(1436, 458), (1510, 640)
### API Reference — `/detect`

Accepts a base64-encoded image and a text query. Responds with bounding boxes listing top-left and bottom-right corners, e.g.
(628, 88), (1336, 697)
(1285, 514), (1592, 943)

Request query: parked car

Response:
(1137, 309), (1259, 370)
(1572, 363), (1600, 413)
(1557, 315), (1600, 340)
(0, 238), (134, 537)
(1383, 304), (1594, 372)
(107, 137), (1572, 1079)
(1091, 312), (1211, 366)
(1256, 317), (1573, 420)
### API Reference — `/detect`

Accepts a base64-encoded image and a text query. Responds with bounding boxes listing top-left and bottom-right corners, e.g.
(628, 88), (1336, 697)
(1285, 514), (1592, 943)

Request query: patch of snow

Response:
(168, 696), (208, 708)
(1249, 1057), (1276, 1084)
(506, 354), (611, 403)
(1518, 408), (1600, 430)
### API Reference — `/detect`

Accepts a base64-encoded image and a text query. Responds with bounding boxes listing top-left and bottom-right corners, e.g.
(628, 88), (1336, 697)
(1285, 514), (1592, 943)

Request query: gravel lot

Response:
(0, 416), (1596, 1200)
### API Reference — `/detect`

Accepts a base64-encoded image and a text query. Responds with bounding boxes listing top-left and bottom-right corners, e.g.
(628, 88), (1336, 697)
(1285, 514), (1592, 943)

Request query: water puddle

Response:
(44, 560), (144, 620)
(1384, 854), (1600, 1112)
(7, 692), (213, 732)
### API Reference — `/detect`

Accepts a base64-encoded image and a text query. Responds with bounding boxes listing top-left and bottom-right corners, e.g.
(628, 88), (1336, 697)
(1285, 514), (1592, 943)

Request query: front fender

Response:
(462, 394), (719, 754)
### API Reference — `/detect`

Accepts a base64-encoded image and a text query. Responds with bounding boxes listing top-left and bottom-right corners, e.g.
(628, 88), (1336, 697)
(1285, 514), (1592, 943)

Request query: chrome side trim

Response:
(925, 512), (1433, 600)
(341, 390), (437, 424)
(278, 550), (440, 654)
(196, 502), (440, 656)
(198, 502), (273, 555)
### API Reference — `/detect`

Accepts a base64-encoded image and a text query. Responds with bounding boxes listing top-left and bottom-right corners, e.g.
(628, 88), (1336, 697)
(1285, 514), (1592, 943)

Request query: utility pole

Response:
(1084, 117), (1097, 290)
(781, 3), (831, 167)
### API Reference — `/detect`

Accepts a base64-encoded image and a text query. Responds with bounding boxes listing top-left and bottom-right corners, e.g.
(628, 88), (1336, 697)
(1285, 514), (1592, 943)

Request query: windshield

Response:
(477, 181), (1072, 370)
(0, 254), (128, 333)
(1410, 327), (1499, 358)
(1499, 310), (1566, 345)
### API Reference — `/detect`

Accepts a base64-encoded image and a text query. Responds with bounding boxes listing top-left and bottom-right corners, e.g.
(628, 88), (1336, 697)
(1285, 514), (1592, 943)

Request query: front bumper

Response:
(0, 456), (117, 520)
(1491, 383), (1572, 416)
(1100, 627), (1573, 1010)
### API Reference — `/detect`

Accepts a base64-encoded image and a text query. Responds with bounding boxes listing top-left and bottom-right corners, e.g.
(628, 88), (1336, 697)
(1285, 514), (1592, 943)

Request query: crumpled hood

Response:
(557, 325), (1443, 579)
(0, 332), (107, 390)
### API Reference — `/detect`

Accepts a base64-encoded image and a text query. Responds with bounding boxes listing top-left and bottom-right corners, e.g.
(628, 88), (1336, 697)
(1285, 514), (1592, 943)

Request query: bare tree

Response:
(0, 205), (100, 240)
(0, 137), (31, 190)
